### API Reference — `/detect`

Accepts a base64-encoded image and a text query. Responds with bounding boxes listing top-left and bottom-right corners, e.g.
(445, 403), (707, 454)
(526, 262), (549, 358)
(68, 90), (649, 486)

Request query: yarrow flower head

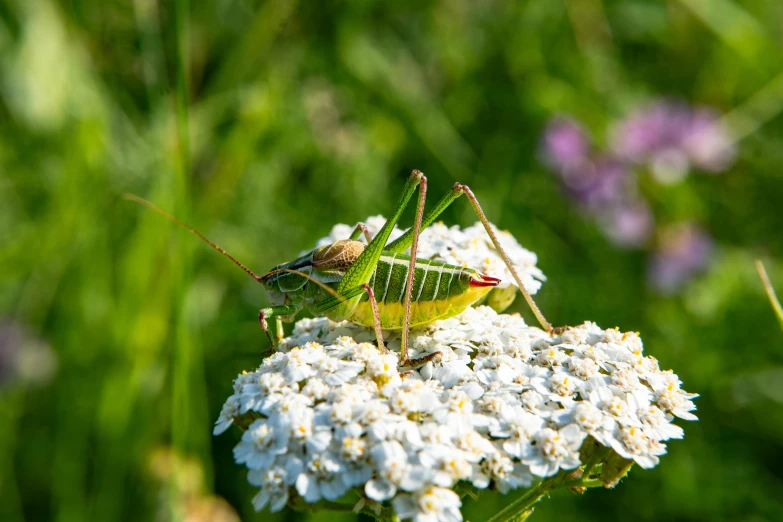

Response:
(215, 308), (697, 521)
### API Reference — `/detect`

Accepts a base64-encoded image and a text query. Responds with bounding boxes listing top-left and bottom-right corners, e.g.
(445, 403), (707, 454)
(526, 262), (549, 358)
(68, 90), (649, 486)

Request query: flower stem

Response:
(484, 478), (555, 522)
(563, 478), (604, 489)
(581, 441), (611, 480)
(485, 463), (609, 522)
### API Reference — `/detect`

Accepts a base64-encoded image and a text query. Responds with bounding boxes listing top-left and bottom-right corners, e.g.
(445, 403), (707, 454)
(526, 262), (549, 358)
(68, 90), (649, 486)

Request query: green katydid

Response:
(126, 170), (551, 367)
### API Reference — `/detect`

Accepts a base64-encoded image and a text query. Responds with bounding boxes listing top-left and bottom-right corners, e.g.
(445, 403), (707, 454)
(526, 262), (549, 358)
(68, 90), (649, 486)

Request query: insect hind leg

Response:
(361, 284), (387, 353)
(454, 183), (552, 332)
(384, 181), (552, 333)
(399, 173), (428, 367)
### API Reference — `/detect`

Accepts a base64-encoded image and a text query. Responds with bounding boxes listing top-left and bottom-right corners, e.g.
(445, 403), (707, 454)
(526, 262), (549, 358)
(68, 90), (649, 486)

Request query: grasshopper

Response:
(127, 170), (551, 367)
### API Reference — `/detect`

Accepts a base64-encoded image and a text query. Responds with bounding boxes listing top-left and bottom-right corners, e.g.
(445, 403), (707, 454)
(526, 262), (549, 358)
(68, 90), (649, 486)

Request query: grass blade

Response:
(756, 260), (783, 331)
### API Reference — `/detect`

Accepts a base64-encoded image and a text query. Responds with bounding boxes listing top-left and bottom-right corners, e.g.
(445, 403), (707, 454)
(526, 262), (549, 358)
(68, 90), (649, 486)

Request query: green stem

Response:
(485, 463), (609, 522)
(581, 442), (610, 480)
(484, 478), (554, 522)
(562, 478), (604, 489)
(357, 502), (398, 522)
(757, 260), (783, 332)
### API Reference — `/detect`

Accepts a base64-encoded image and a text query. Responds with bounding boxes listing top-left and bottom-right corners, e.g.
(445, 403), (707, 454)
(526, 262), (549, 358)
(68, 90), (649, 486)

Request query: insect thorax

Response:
(261, 240), (366, 310)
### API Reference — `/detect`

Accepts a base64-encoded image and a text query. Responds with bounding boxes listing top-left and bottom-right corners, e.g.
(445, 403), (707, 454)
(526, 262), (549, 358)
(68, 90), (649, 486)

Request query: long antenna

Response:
(123, 193), (265, 283)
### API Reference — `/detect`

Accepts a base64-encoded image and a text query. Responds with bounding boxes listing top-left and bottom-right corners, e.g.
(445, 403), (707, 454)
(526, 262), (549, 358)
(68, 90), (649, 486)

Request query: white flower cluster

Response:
(313, 215), (545, 294)
(215, 306), (697, 520)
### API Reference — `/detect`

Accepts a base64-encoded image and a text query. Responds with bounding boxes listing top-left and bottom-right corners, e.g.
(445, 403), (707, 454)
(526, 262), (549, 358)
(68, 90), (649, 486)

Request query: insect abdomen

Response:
(350, 253), (498, 329)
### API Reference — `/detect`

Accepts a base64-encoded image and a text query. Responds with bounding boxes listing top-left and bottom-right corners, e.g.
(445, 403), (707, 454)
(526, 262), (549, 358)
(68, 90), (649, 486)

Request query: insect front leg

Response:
(275, 317), (285, 344)
(258, 305), (299, 350)
(348, 223), (373, 243)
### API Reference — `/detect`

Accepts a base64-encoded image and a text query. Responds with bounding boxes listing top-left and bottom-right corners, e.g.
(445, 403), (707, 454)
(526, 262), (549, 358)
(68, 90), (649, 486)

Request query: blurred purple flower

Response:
(682, 107), (736, 172)
(611, 102), (689, 162)
(541, 117), (652, 247)
(648, 224), (713, 294)
(0, 320), (57, 388)
(540, 104), (726, 278)
(611, 101), (735, 184)
(561, 156), (630, 210)
(600, 202), (655, 248)
(542, 118), (590, 171)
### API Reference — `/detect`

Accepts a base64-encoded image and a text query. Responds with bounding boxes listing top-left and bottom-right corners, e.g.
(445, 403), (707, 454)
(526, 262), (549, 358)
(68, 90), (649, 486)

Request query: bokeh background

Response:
(2, 0), (783, 521)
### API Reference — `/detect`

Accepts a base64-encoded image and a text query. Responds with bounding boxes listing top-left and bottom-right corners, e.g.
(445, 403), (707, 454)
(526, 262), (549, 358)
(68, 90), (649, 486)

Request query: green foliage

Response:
(1, 0), (782, 521)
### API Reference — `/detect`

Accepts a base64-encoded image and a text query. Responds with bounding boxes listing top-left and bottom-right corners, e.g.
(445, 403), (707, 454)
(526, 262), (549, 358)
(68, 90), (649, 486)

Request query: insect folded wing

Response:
(311, 240), (365, 282)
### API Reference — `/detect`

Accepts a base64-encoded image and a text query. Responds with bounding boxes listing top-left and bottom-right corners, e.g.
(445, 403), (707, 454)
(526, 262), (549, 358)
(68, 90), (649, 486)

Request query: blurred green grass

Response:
(1, 0), (783, 521)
